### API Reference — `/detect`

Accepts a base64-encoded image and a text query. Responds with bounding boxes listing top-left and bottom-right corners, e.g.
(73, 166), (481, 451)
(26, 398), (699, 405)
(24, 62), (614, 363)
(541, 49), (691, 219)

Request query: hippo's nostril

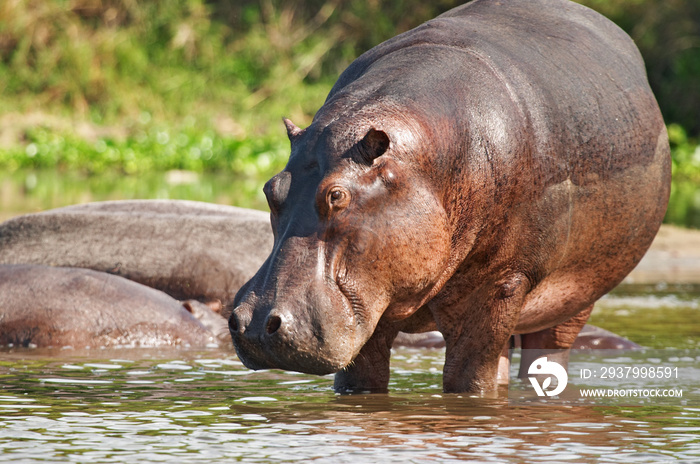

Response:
(228, 314), (238, 333)
(266, 315), (282, 335)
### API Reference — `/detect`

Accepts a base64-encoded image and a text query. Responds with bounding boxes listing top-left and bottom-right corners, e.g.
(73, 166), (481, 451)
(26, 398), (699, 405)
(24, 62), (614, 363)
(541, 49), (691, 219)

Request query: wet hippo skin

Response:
(230, 0), (670, 393)
(0, 200), (273, 317)
(0, 264), (229, 349)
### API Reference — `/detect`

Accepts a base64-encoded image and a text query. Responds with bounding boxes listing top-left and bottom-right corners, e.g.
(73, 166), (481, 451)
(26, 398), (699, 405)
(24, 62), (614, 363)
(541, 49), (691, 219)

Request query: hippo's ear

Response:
(356, 128), (390, 165)
(283, 117), (303, 142)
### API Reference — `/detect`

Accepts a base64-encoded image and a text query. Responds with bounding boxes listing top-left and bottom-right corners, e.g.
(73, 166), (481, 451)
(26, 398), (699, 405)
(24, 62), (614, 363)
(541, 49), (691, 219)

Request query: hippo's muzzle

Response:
(229, 278), (360, 376)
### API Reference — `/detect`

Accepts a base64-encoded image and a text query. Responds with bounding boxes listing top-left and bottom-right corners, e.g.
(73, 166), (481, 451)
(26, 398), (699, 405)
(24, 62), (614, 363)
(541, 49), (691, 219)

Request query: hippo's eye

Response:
(329, 189), (343, 202)
(327, 187), (349, 210)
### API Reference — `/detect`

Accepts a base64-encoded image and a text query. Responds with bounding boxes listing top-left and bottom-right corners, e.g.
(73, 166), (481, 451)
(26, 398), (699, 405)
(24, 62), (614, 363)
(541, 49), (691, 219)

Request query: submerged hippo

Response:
(230, 0), (670, 393)
(0, 264), (229, 349)
(394, 325), (642, 351)
(0, 200), (272, 315)
(570, 325), (641, 350)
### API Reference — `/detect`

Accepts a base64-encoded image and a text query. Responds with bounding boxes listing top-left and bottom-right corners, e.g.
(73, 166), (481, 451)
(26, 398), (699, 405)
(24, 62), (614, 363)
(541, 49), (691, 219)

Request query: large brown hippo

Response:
(230, 0), (670, 393)
(0, 200), (272, 315)
(0, 264), (229, 349)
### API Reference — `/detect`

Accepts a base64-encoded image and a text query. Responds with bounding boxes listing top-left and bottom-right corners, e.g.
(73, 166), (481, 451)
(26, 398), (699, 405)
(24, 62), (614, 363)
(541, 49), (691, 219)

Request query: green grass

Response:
(1, 123), (696, 178)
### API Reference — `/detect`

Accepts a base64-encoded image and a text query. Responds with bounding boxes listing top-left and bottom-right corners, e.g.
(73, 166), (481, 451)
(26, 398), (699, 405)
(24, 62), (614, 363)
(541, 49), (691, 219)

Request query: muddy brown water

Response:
(0, 289), (699, 463)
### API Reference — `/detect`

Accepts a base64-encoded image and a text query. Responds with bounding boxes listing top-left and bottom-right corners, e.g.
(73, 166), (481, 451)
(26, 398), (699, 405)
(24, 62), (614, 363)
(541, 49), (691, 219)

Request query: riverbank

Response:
(624, 224), (700, 285)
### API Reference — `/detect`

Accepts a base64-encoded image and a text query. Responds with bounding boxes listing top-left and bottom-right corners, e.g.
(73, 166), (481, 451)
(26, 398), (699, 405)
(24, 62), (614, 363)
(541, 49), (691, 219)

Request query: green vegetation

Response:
(0, 0), (698, 214)
(0, 124), (287, 177)
(0, 0), (341, 189)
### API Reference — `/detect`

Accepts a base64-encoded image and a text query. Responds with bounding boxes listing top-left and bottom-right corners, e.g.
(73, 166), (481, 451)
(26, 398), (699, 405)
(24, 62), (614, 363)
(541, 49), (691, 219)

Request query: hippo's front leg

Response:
(334, 322), (399, 394)
(434, 274), (529, 394)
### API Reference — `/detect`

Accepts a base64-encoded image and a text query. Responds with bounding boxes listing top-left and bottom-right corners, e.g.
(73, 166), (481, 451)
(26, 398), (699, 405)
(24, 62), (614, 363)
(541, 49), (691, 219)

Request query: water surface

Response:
(1, 290), (699, 463)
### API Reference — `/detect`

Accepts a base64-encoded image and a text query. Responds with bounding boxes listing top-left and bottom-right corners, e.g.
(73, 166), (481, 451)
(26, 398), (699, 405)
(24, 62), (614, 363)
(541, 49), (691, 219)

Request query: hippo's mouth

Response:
(330, 250), (370, 330)
(335, 277), (365, 326)
(234, 327), (352, 376)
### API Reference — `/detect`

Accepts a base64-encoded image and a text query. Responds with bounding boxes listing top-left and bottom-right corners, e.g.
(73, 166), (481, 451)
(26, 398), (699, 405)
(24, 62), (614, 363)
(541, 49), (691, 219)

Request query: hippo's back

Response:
(0, 200), (273, 307)
(328, 0), (663, 182)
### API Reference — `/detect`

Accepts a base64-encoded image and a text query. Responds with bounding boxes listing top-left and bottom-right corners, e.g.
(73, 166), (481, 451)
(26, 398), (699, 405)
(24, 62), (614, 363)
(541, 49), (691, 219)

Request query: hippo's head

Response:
(229, 111), (454, 375)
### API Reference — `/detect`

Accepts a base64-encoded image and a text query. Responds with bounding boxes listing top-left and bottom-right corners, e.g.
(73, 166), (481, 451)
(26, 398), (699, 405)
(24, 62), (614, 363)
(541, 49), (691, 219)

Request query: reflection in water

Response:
(594, 285), (700, 349)
(0, 169), (269, 222)
(0, 346), (698, 463)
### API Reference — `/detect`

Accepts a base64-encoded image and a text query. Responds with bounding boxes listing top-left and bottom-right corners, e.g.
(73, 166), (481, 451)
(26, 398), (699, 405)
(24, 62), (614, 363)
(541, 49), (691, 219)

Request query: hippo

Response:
(0, 200), (272, 316)
(0, 201), (634, 354)
(393, 325), (642, 350)
(570, 324), (641, 350)
(230, 0), (670, 393)
(0, 264), (229, 349)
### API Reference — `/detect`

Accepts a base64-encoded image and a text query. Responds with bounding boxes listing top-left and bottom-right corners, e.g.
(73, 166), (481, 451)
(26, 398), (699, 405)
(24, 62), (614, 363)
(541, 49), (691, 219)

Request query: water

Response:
(0, 290), (699, 463)
(0, 169), (268, 222)
(592, 285), (700, 350)
(1, 348), (699, 463)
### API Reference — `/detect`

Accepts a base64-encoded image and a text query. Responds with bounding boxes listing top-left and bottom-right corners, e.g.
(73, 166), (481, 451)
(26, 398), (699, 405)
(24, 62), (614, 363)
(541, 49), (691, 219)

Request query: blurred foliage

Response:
(0, 0), (333, 130)
(577, 0), (700, 137)
(0, 0), (698, 208)
(665, 176), (700, 230)
(0, 124), (287, 177)
(667, 124), (700, 180)
(0, 0), (696, 132)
